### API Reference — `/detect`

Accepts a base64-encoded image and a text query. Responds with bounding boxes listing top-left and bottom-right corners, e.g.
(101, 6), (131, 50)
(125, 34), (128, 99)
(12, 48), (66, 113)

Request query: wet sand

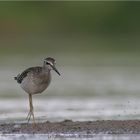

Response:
(1, 120), (140, 135)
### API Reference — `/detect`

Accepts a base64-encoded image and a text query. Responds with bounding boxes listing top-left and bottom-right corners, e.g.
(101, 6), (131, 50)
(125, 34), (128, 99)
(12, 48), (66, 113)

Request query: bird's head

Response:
(44, 57), (60, 75)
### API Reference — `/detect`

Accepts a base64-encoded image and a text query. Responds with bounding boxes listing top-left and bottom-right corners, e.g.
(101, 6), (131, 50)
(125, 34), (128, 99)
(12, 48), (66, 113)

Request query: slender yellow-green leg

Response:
(26, 94), (36, 126)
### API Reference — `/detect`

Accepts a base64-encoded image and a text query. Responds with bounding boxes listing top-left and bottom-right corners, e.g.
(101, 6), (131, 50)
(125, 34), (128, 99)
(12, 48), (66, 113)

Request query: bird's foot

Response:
(26, 111), (36, 127)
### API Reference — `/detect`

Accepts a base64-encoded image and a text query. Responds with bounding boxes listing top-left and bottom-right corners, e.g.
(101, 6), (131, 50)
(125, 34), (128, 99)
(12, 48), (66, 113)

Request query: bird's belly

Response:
(21, 75), (51, 94)
(21, 81), (48, 94)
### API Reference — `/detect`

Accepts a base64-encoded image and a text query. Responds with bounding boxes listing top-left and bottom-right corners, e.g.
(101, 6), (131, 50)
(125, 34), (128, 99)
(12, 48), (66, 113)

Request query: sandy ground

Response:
(0, 120), (140, 134)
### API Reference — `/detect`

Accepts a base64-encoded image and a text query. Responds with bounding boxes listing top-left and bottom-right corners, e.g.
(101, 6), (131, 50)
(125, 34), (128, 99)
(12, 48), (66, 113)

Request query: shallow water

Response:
(0, 97), (140, 139)
(0, 64), (140, 139)
(0, 97), (140, 123)
(0, 65), (140, 122)
(1, 134), (140, 140)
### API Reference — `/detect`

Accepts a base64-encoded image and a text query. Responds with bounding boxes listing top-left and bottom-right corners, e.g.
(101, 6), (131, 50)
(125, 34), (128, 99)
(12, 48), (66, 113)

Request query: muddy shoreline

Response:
(0, 120), (140, 135)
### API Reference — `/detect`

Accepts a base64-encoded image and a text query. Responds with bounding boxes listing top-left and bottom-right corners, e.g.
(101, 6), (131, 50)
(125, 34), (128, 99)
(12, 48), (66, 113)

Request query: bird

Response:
(14, 57), (60, 125)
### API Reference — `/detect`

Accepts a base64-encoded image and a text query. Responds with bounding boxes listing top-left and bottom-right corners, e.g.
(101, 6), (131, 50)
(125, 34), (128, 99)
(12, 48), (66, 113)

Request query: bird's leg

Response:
(26, 94), (36, 126)
(26, 95), (32, 122)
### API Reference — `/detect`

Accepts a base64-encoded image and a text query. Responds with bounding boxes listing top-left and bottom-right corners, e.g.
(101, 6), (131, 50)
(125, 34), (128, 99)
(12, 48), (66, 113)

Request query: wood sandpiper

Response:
(14, 57), (60, 125)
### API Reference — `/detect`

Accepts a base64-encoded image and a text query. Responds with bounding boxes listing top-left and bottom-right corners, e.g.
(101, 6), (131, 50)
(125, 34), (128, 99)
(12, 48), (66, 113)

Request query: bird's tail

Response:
(14, 74), (21, 83)
(14, 76), (17, 80)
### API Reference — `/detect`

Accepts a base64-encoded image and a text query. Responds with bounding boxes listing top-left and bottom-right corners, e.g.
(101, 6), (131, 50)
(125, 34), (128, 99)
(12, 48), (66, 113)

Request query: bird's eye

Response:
(46, 62), (50, 65)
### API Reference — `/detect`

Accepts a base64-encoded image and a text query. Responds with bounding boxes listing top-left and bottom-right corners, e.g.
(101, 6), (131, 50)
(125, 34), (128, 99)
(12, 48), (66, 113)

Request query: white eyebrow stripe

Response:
(47, 61), (53, 66)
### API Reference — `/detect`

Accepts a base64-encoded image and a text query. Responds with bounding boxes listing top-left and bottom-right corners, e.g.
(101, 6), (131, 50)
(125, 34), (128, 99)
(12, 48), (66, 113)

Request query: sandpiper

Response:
(14, 57), (60, 125)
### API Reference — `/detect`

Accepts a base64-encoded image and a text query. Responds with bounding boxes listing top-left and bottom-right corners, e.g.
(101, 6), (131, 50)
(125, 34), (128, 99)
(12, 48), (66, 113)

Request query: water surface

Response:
(1, 134), (140, 140)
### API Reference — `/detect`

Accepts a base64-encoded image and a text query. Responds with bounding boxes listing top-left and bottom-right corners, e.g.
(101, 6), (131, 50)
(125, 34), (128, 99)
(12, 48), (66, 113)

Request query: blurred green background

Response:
(0, 1), (140, 98)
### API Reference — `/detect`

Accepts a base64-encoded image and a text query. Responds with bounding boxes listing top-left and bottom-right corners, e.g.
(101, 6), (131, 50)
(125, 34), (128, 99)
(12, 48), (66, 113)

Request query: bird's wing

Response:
(14, 66), (42, 84)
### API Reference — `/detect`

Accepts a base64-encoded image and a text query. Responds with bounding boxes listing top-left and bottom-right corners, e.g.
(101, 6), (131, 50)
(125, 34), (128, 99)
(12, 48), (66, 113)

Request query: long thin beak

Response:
(51, 65), (60, 76)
